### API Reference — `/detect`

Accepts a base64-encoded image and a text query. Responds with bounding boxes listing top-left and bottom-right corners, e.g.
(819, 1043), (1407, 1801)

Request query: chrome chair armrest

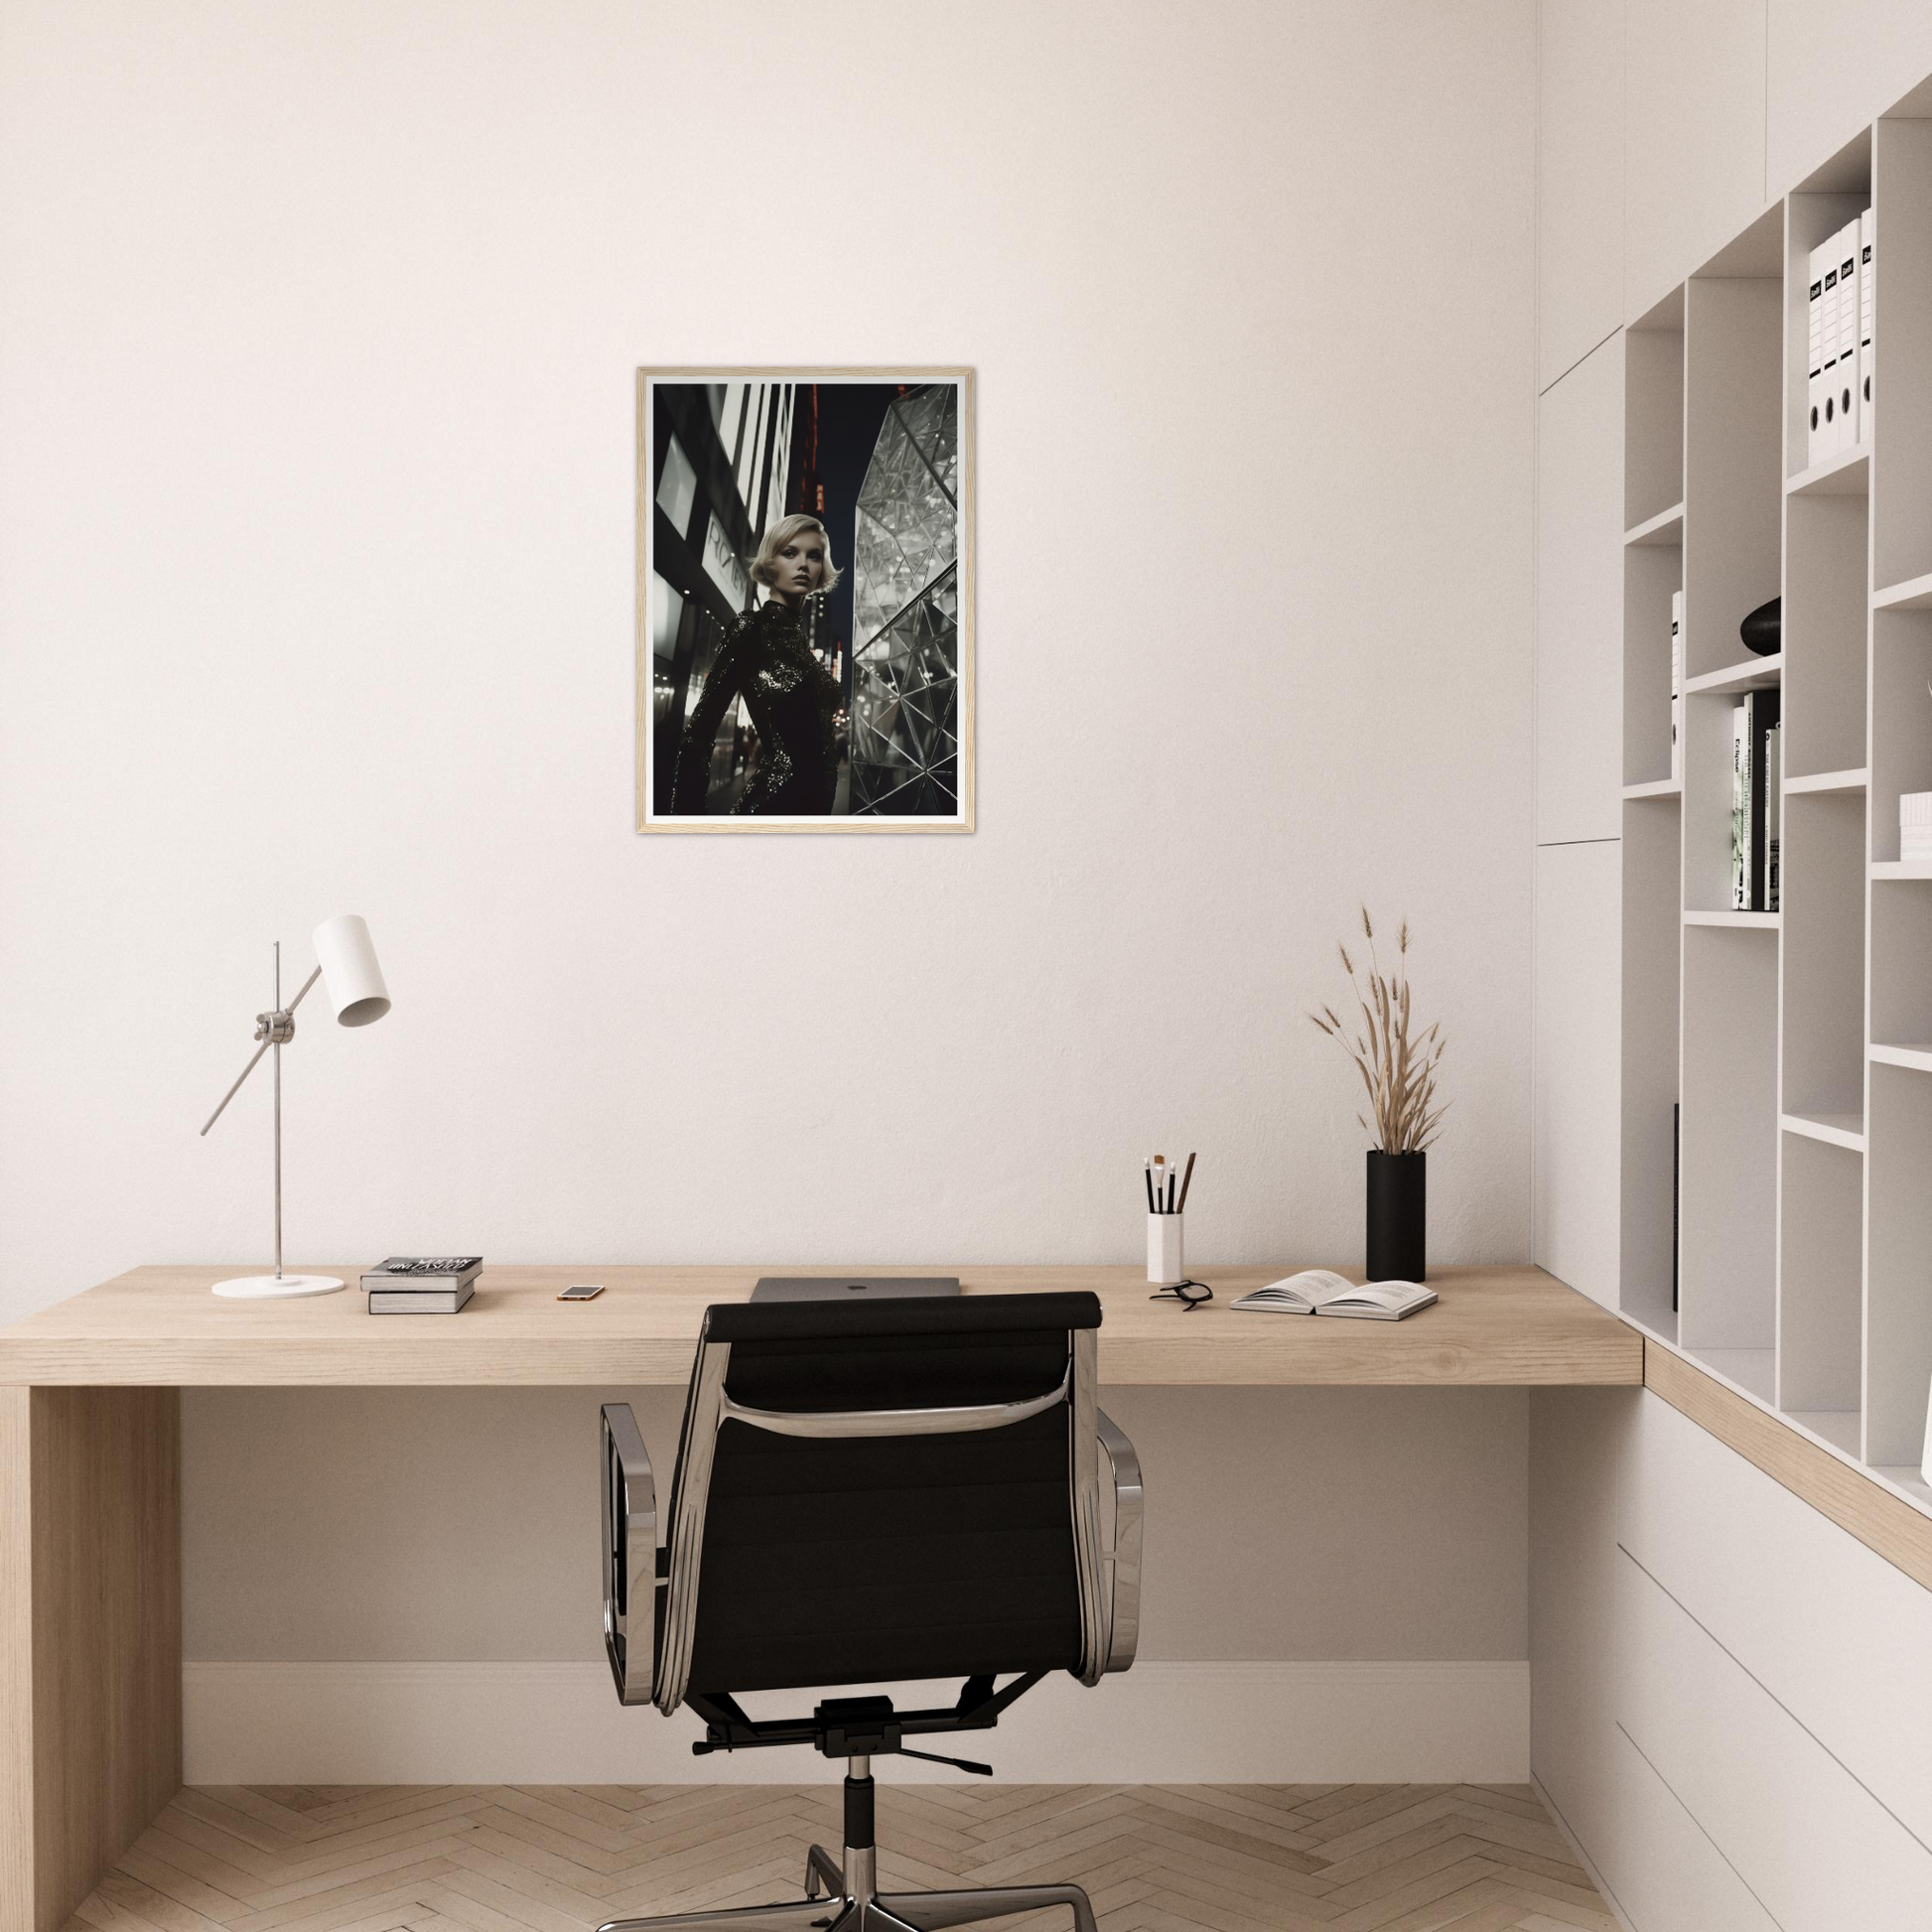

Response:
(601, 1403), (658, 1706)
(1095, 1407), (1143, 1673)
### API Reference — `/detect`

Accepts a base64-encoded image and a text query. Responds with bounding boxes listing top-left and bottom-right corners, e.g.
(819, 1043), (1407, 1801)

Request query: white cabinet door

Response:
(1537, 336), (1624, 844)
(1534, 840), (1621, 1308)
(1768, 0), (1932, 194)
(1625, 0), (1769, 318)
(1617, 1546), (1932, 1930)
(1529, 1388), (1636, 1863)
(1622, 1390), (1932, 1852)
(1599, 1725), (1782, 1932)
(1538, 0), (1624, 390)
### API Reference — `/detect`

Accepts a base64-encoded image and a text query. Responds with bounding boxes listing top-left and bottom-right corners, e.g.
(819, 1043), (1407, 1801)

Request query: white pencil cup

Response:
(1148, 1213), (1185, 1286)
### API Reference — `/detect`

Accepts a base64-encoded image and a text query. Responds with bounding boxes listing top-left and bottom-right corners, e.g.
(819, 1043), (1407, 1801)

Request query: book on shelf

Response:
(1861, 207), (1874, 443)
(1229, 1271), (1437, 1320)
(369, 1282), (475, 1315)
(1837, 218), (1861, 455)
(1748, 690), (1780, 910)
(1670, 591), (1683, 781)
(1730, 703), (1749, 907)
(1765, 720), (1781, 911)
(360, 1256), (483, 1292)
(1807, 239), (1828, 466)
(1818, 236), (1846, 458)
(1728, 692), (1781, 911)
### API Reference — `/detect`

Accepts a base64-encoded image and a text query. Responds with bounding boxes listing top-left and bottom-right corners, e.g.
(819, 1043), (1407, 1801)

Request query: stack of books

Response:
(1807, 209), (1874, 464)
(361, 1256), (483, 1313)
(1670, 591), (1683, 781)
(1729, 691), (1781, 911)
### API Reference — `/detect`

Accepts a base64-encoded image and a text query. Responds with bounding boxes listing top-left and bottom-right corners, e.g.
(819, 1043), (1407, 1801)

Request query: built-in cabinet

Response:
(1532, 1389), (1932, 1929)
(1536, 0), (1623, 388)
(1533, 842), (1621, 1309)
(1613, 96), (1932, 1513)
(1534, 31), (1932, 1929)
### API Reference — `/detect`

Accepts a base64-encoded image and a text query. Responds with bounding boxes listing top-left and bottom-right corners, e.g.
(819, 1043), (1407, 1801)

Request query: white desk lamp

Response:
(200, 913), (391, 1299)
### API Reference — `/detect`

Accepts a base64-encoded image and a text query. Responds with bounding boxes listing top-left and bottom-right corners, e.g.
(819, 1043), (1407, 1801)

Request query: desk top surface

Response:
(0, 1263), (1640, 1387)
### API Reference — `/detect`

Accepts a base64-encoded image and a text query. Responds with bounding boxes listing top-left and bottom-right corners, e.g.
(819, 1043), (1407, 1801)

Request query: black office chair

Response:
(597, 1291), (1143, 1932)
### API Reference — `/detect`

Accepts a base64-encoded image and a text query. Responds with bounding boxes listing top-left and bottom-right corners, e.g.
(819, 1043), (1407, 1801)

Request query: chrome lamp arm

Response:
(200, 962), (324, 1136)
(602, 1404), (659, 1707)
(1095, 1407), (1143, 1674)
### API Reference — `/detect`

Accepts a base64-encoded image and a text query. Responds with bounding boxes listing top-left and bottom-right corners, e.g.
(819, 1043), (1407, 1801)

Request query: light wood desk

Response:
(0, 1262), (1636, 1932)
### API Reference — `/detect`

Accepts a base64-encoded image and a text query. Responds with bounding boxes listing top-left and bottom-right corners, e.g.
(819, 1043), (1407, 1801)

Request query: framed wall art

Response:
(636, 367), (974, 833)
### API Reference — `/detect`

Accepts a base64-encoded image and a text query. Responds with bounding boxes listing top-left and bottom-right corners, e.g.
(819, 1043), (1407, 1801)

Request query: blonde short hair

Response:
(750, 513), (843, 592)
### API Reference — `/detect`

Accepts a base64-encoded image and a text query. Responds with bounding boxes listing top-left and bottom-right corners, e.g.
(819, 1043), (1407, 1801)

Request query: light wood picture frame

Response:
(636, 367), (975, 833)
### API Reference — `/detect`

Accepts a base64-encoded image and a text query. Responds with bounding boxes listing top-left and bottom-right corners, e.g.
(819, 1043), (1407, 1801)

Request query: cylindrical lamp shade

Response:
(312, 914), (390, 1027)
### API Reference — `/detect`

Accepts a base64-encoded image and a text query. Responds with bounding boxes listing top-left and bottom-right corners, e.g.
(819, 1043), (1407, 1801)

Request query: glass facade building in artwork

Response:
(647, 380), (802, 815)
(847, 385), (961, 816)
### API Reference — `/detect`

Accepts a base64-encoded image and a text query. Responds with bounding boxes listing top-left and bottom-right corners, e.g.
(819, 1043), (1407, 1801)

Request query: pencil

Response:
(1176, 1151), (1197, 1213)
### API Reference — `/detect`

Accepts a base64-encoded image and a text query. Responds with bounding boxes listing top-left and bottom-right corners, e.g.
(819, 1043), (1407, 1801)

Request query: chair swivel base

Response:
(595, 1842), (1098, 1932)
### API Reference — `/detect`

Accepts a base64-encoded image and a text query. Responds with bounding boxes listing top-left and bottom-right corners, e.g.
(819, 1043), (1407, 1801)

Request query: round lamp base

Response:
(211, 1274), (345, 1300)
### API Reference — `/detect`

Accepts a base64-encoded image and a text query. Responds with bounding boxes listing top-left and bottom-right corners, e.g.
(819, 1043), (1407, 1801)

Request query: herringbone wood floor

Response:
(66, 1784), (1617, 1932)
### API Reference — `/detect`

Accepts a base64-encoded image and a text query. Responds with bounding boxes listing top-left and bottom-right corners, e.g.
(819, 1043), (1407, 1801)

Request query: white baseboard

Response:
(183, 1660), (1528, 1786)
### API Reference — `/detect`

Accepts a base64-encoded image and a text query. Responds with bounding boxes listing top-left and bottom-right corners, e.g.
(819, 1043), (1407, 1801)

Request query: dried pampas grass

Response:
(1310, 907), (1449, 1154)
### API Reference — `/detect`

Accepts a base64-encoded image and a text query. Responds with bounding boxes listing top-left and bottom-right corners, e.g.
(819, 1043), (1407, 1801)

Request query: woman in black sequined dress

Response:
(672, 514), (844, 815)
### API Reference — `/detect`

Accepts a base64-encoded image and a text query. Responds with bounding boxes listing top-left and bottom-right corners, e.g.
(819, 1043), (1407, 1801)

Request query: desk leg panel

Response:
(0, 1387), (182, 1932)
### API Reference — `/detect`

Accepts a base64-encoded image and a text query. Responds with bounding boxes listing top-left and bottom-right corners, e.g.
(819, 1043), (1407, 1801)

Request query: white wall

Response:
(0, 0), (1537, 1313)
(0, 0), (1540, 1769)
(182, 1384), (1530, 1663)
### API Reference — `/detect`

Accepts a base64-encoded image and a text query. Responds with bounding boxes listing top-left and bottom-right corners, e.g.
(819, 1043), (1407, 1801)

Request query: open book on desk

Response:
(1230, 1270), (1437, 1320)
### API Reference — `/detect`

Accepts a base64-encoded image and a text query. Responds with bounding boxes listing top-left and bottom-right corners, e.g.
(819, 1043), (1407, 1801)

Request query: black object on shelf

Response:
(1366, 1150), (1426, 1283)
(1672, 1102), (1680, 1314)
(1740, 595), (1781, 657)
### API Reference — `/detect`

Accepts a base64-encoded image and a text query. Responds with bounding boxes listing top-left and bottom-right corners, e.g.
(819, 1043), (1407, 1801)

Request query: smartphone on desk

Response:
(558, 1283), (605, 1301)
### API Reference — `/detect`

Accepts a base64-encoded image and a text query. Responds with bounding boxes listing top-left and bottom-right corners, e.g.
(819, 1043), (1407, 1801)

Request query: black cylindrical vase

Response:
(1366, 1150), (1426, 1282)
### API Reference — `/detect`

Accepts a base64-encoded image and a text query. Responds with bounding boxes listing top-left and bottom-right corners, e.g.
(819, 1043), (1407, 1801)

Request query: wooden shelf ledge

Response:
(1622, 777), (1682, 800)
(1645, 1340), (1932, 1592)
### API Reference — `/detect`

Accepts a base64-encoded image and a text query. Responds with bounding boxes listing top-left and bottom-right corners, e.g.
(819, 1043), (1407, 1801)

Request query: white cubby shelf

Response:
(1684, 654), (1781, 696)
(1782, 1109), (1866, 1152)
(1617, 97), (1932, 1525)
(1870, 1042), (1932, 1072)
(1624, 501), (1685, 547)
(1684, 909), (1779, 928)
(1786, 447), (1869, 497)
(1872, 571), (1932, 611)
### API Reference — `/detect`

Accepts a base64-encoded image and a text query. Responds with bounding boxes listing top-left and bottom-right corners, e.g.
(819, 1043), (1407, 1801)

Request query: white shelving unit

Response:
(1619, 104), (1932, 1515)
